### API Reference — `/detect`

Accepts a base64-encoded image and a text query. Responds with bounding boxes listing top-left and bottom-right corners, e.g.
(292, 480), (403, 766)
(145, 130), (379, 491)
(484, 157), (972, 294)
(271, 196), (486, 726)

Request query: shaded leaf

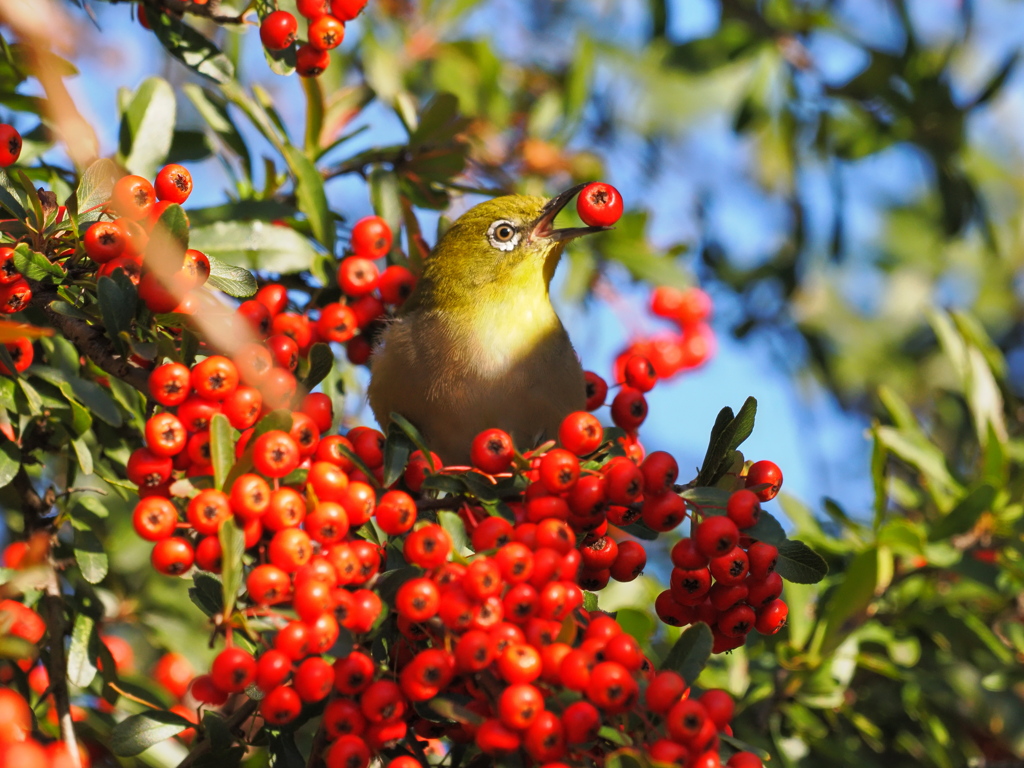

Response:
(209, 413), (235, 492)
(302, 342), (334, 391)
(0, 439), (20, 488)
(775, 539), (829, 584)
(284, 145), (333, 253)
(117, 76), (176, 180)
(746, 510), (786, 545)
(383, 421), (413, 488)
(207, 256), (258, 298)
(13, 243), (63, 282)
(73, 158), (119, 225)
(111, 709), (194, 757)
(696, 397), (756, 486)
(189, 220), (318, 275)
(929, 484), (996, 542)
(662, 621), (713, 684)
(74, 528), (107, 584)
(143, 10), (235, 84)
(219, 519), (246, 619)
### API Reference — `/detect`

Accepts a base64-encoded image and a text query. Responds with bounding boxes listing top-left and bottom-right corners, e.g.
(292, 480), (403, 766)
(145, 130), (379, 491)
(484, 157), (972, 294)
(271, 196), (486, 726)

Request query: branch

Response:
(174, 698), (259, 768)
(40, 591), (82, 768)
(13, 465), (51, 520)
(37, 293), (150, 396)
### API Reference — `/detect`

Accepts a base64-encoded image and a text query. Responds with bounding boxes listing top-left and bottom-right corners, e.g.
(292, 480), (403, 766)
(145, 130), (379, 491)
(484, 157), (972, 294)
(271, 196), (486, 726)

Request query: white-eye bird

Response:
(368, 184), (610, 465)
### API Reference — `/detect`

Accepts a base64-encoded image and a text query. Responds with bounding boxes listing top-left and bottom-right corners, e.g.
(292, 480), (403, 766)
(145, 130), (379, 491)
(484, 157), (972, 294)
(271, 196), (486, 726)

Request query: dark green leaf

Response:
(0, 170), (26, 223)
(143, 10), (235, 84)
(0, 439), (20, 488)
(929, 484), (996, 541)
(12, 243), (63, 281)
(661, 621), (713, 684)
(267, 731), (305, 768)
(110, 709), (194, 757)
(189, 572), (223, 617)
(970, 52), (1019, 107)
(209, 413), (236, 492)
(384, 421), (413, 488)
(335, 443), (380, 489)
(387, 412), (434, 468)
(719, 735), (771, 761)
(420, 473), (467, 496)
(284, 145), (334, 253)
(207, 256), (258, 298)
(96, 274), (137, 354)
(74, 528), (108, 584)
(775, 539), (829, 584)
(117, 76), (176, 180)
(302, 342), (334, 391)
(746, 510), (787, 545)
(696, 397), (757, 487)
(617, 521), (660, 540)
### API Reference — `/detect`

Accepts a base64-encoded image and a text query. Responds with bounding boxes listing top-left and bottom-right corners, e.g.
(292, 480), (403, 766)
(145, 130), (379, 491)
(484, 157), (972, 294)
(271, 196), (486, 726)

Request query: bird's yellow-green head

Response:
(406, 183), (610, 313)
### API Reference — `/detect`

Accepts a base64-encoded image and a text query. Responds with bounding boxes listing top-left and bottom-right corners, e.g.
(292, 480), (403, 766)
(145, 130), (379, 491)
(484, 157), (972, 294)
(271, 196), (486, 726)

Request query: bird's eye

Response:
(487, 219), (521, 251)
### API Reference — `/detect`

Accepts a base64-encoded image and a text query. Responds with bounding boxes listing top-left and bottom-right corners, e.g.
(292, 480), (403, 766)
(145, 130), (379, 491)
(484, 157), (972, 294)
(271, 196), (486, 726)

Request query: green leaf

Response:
(117, 76), (176, 180)
(183, 85), (252, 176)
(583, 591), (599, 612)
(929, 484), (996, 542)
(661, 621), (713, 684)
(110, 709), (195, 757)
(74, 528), (108, 584)
(437, 509), (469, 555)
(12, 243), (63, 282)
(267, 731), (305, 768)
(596, 726), (634, 747)
(206, 256), (258, 298)
(383, 421), (413, 488)
(147, 203), (190, 276)
(73, 158), (119, 224)
(368, 168), (403, 254)
(775, 539), (829, 584)
(303, 76), (325, 153)
(67, 612), (98, 688)
(219, 519), (246, 619)
(696, 397), (757, 487)
(719, 735), (771, 761)
(604, 749), (646, 768)
(428, 698), (486, 726)
(189, 220), (318, 275)
(301, 342), (334, 391)
(189, 572), (223, 617)
(209, 413), (235, 492)
(335, 443), (381, 489)
(61, 377), (122, 428)
(420, 473), (466, 496)
(0, 439), (20, 488)
(142, 10), (235, 84)
(0, 168), (27, 220)
(387, 413), (435, 469)
(96, 274), (137, 354)
(284, 145), (334, 253)
(746, 510), (786, 545)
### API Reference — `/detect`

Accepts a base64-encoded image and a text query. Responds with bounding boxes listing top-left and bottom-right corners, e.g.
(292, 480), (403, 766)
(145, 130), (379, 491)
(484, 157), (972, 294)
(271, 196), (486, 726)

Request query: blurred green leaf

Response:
(117, 76), (176, 180)
(142, 10), (235, 84)
(74, 528), (108, 584)
(928, 484), (996, 542)
(190, 220), (317, 275)
(662, 621), (713, 684)
(284, 145), (334, 253)
(111, 709), (194, 757)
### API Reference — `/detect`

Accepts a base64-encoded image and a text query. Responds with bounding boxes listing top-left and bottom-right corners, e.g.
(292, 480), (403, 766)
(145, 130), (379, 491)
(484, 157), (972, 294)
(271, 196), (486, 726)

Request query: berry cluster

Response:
(615, 285), (715, 383)
(0, 594), (92, 768)
(259, 0), (369, 77)
(656, 463), (788, 653)
(81, 164), (208, 315)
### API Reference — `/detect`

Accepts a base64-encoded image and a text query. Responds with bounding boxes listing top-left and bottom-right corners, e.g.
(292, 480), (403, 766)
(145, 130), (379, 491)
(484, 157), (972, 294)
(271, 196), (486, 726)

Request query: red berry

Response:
(111, 174), (155, 219)
(719, 603), (756, 637)
(755, 599), (788, 635)
(576, 182), (623, 227)
(378, 264), (416, 304)
(538, 448), (579, 493)
(296, 43), (330, 76)
(154, 164), (193, 204)
(584, 370), (608, 410)
(211, 647), (257, 693)
(558, 411), (603, 456)
(351, 216), (392, 258)
(337, 256), (379, 296)
(262, 685), (301, 725)
(610, 386), (647, 430)
(726, 489), (761, 529)
(747, 541), (779, 580)
(0, 124), (21, 166)
(694, 516), (739, 559)
(308, 14), (346, 50)
(745, 460), (783, 501)
(330, 0), (368, 21)
(470, 428), (515, 474)
(623, 354), (657, 392)
(260, 10), (298, 50)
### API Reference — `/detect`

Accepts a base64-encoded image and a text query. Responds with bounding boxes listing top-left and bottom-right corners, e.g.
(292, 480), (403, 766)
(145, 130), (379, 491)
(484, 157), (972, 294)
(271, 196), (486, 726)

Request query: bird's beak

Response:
(530, 183), (613, 242)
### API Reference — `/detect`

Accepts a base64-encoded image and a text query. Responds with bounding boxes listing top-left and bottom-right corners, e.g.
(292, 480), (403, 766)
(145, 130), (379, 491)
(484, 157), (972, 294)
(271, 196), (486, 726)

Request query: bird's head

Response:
(413, 184), (611, 310)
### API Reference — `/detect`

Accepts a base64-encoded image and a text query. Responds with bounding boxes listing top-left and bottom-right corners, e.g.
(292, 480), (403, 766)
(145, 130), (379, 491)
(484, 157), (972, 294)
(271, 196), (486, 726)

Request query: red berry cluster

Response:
(0, 244), (34, 315)
(259, 0), (369, 77)
(0, 595), (92, 768)
(656, 464), (788, 653)
(82, 164), (209, 315)
(232, 216), (410, 368)
(615, 286), (715, 383)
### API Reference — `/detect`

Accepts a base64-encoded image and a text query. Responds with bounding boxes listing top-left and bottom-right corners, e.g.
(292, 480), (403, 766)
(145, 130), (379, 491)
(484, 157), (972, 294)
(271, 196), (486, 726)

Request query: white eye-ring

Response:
(487, 219), (521, 251)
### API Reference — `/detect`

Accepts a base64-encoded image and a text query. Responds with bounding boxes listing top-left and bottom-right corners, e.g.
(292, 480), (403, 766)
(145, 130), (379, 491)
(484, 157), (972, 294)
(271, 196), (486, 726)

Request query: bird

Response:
(368, 183), (611, 466)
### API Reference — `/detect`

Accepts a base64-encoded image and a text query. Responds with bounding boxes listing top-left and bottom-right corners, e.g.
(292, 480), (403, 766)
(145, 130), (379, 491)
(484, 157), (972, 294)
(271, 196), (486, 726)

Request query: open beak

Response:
(530, 183), (613, 242)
